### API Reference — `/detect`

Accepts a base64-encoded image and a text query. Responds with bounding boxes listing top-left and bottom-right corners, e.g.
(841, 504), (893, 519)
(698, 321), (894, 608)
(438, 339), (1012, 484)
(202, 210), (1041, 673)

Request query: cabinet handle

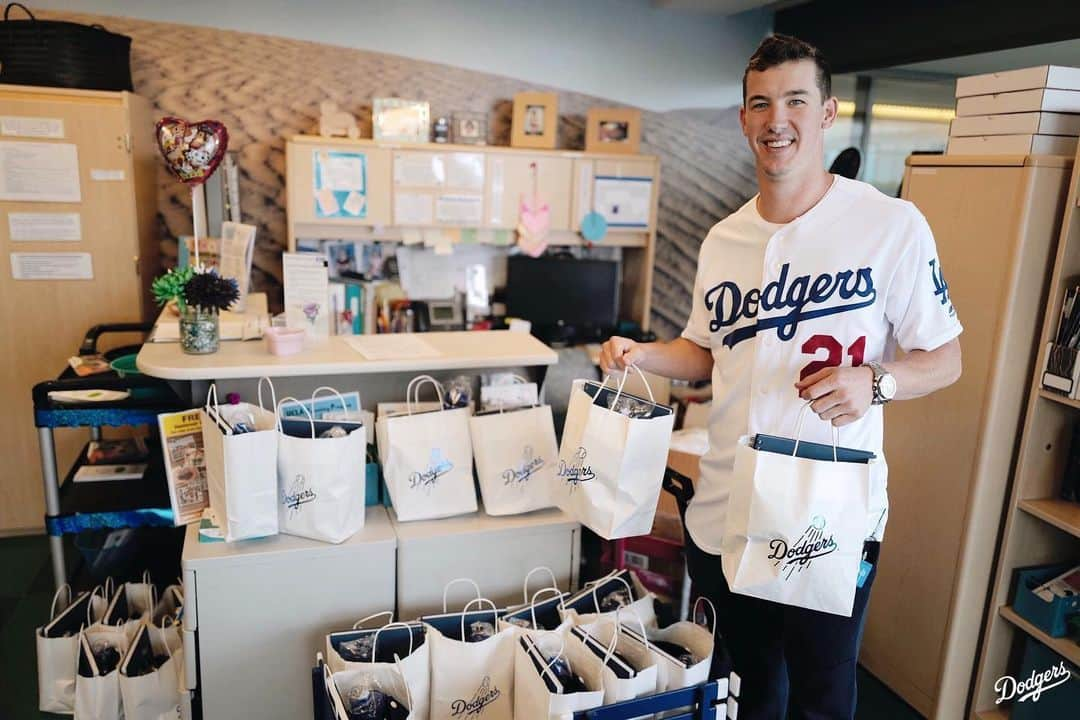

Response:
(133, 255), (140, 275)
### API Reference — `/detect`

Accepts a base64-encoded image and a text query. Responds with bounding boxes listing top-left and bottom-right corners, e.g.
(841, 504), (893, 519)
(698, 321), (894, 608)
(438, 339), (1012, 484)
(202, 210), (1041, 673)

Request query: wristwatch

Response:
(867, 361), (896, 405)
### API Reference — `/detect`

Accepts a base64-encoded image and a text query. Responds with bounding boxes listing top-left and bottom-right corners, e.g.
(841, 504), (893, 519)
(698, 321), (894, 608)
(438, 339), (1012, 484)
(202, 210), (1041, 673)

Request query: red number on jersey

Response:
(799, 335), (866, 381)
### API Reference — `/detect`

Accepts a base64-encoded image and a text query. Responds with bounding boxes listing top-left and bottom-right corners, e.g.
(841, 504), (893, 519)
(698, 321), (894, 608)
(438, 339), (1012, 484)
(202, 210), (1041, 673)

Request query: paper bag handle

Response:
(536, 630), (567, 672)
(523, 566), (559, 604)
(589, 573), (635, 616)
(442, 577), (482, 613)
(49, 584), (72, 620)
(257, 377), (278, 415)
(615, 605), (650, 653)
(352, 611), (394, 630)
(792, 401), (839, 462)
(373, 621), (416, 659)
(311, 386), (357, 420)
(277, 396), (316, 438)
(460, 597), (499, 640)
(407, 375), (445, 415)
(529, 587), (563, 630)
(598, 365), (656, 407)
(692, 596), (718, 638)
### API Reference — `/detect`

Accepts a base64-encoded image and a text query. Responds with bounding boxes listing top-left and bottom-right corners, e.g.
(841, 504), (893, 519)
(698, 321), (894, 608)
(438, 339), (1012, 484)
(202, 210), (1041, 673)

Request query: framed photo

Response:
(511, 91), (558, 149)
(585, 107), (642, 155)
(373, 98), (431, 143)
(453, 112), (487, 145)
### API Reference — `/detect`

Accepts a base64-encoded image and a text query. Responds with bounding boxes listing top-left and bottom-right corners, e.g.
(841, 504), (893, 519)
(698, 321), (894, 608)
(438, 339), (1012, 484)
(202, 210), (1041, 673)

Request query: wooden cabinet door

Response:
(0, 88), (141, 532)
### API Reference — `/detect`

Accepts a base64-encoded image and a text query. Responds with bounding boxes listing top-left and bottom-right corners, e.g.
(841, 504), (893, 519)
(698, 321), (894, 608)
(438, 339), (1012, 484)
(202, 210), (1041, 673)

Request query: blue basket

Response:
(1012, 564), (1080, 638)
(1009, 636), (1079, 720)
(364, 462), (381, 506)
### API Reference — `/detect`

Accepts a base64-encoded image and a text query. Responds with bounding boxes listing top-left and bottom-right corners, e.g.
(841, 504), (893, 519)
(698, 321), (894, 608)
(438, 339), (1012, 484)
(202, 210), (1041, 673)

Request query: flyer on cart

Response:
(157, 409), (209, 525)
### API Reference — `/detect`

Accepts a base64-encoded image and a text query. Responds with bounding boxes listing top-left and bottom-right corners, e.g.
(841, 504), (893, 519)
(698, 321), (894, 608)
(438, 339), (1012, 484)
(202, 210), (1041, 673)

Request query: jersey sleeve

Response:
(681, 242), (711, 349)
(885, 210), (963, 352)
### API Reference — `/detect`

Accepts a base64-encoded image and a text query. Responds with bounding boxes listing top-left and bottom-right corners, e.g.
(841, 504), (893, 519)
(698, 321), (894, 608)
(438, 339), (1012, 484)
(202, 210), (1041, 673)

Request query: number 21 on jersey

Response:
(799, 334), (866, 381)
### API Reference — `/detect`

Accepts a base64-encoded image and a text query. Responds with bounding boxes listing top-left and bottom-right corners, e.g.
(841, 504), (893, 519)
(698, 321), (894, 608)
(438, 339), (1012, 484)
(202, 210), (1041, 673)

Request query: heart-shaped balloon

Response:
(518, 196), (551, 238)
(155, 116), (228, 185)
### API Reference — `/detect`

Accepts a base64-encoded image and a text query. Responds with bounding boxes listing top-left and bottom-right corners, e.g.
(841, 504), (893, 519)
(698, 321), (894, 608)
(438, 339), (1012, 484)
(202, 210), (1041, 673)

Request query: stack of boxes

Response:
(948, 65), (1080, 156)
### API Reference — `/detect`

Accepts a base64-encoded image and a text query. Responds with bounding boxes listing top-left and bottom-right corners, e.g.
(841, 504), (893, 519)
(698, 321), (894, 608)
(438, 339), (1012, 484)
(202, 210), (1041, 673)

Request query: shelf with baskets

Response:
(971, 144), (1080, 718)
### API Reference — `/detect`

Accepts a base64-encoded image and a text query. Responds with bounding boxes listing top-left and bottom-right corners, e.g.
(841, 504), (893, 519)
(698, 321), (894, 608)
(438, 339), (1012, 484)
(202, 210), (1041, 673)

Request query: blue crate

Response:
(1012, 564), (1080, 638)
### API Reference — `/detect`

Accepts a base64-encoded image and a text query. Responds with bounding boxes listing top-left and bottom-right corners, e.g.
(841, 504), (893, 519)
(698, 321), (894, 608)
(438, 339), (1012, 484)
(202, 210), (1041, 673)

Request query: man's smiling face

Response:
(740, 59), (837, 182)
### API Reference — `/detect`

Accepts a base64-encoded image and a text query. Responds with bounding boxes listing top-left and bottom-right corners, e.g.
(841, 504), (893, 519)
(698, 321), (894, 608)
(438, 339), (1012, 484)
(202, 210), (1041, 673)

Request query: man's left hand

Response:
(794, 365), (875, 427)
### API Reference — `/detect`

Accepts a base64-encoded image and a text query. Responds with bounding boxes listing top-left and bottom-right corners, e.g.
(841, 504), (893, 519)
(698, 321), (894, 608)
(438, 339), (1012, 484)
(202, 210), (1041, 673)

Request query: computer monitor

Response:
(505, 255), (620, 343)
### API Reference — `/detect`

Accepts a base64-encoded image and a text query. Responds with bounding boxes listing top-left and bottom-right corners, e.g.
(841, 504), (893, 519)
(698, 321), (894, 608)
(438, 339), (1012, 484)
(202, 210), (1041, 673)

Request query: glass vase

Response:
(179, 306), (220, 354)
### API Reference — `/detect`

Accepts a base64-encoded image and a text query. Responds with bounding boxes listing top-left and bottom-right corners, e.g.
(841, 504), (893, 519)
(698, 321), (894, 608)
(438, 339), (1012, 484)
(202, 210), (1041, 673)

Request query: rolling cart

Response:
(32, 323), (188, 590)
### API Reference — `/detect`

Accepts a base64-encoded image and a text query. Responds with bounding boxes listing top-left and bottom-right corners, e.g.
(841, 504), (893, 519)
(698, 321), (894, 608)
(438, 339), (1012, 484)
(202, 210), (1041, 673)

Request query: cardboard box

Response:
(955, 65), (1080, 98)
(955, 88), (1080, 117)
(949, 112), (1080, 137)
(947, 133), (1078, 156)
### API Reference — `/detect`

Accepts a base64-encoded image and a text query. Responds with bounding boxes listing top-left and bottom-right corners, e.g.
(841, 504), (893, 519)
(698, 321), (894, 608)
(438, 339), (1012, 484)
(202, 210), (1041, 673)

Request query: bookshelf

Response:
(970, 144), (1080, 717)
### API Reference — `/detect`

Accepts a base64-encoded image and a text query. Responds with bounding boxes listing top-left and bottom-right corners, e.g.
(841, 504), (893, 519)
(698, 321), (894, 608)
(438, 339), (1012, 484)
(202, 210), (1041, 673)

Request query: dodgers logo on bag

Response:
(768, 515), (838, 580)
(451, 675), (501, 718)
(558, 446), (595, 490)
(502, 445), (545, 486)
(410, 448), (454, 493)
(282, 474), (317, 516)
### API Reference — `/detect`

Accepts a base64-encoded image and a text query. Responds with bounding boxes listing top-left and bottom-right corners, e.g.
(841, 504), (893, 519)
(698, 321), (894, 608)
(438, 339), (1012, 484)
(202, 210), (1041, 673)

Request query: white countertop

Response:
(138, 327), (557, 380)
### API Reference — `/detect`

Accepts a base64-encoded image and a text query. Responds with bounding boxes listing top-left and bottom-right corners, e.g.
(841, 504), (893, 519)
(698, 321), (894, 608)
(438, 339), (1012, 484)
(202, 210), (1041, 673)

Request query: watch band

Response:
(867, 361), (891, 405)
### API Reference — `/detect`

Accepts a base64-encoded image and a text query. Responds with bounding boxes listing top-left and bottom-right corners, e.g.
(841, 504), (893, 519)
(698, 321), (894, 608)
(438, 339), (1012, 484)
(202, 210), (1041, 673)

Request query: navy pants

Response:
(686, 534), (880, 720)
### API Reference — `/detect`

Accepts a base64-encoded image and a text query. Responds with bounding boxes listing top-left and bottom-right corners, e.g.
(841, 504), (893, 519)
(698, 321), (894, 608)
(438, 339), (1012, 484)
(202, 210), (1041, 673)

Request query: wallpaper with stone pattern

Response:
(42, 9), (757, 338)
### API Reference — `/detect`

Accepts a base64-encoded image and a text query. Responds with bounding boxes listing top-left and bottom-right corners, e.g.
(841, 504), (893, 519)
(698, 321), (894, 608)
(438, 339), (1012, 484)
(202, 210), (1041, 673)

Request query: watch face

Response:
(879, 374), (897, 400)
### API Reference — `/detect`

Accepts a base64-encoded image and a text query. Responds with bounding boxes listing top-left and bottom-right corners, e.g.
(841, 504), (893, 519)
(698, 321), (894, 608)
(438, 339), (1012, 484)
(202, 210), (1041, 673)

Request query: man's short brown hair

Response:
(742, 34), (831, 105)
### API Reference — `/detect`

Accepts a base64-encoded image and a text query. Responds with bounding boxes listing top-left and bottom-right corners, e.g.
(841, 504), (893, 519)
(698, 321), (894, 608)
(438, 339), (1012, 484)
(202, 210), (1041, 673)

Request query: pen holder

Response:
(1041, 342), (1080, 398)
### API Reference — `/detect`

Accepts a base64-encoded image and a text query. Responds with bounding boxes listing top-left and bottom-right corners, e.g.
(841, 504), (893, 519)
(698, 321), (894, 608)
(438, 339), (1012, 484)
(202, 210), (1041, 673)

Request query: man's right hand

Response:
(599, 336), (648, 375)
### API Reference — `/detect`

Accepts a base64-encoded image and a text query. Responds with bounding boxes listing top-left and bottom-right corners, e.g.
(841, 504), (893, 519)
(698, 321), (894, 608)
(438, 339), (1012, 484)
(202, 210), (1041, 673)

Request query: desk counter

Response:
(137, 329), (557, 380)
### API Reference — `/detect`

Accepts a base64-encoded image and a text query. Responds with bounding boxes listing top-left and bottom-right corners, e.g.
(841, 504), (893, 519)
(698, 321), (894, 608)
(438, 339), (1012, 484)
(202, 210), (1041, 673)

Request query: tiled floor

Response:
(1, 533), (924, 719)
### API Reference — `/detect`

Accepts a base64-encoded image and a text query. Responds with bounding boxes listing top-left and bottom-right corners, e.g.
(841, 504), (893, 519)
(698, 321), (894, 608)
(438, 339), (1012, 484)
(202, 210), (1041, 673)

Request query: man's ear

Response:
(822, 96), (838, 130)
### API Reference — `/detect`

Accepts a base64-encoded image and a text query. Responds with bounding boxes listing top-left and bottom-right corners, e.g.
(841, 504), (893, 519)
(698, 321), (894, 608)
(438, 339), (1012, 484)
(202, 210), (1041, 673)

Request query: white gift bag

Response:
(377, 376), (477, 522)
(105, 575), (157, 642)
(277, 391), (367, 544)
(201, 377), (280, 541)
(626, 597), (717, 691)
(470, 402), (558, 516)
(570, 608), (659, 704)
(513, 630), (605, 720)
(425, 595), (515, 720)
(325, 615), (431, 720)
(119, 621), (184, 720)
(326, 653), (416, 720)
(37, 585), (109, 713)
(75, 622), (131, 720)
(555, 367), (675, 539)
(559, 570), (657, 630)
(720, 403), (873, 617)
(499, 588), (574, 636)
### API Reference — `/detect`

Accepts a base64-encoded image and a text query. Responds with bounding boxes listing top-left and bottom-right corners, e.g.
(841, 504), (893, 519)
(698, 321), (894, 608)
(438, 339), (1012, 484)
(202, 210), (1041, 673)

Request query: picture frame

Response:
(373, 98), (431, 143)
(511, 91), (558, 149)
(453, 112), (488, 145)
(585, 107), (642, 155)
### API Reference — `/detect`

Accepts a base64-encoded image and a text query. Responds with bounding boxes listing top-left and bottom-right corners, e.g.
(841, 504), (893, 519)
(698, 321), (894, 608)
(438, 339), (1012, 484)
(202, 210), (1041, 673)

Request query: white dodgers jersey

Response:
(682, 175), (963, 553)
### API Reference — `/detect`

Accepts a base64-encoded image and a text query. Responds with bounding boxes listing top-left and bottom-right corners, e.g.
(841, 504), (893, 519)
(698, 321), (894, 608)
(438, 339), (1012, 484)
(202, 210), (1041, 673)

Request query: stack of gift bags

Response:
(318, 568), (719, 720)
(36, 573), (189, 719)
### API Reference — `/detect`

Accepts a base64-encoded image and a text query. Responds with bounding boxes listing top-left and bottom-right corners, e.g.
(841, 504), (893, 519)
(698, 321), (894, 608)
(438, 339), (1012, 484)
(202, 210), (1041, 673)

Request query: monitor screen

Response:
(505, 255), (619, 330)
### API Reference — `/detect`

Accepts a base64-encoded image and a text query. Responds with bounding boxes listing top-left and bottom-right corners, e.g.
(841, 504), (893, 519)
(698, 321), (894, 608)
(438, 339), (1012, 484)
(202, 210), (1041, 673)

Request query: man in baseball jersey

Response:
(599, 34), (962, 718)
